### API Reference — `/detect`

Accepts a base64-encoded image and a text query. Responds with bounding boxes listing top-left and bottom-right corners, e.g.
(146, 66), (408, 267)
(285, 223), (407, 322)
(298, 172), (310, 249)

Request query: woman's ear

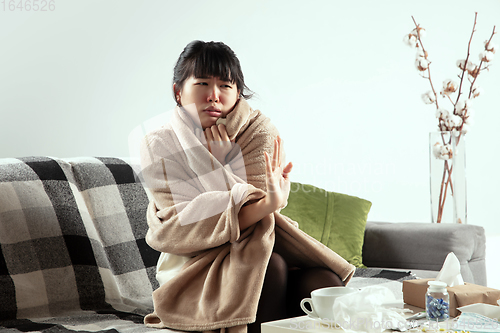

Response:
(173, 83), (181, 104)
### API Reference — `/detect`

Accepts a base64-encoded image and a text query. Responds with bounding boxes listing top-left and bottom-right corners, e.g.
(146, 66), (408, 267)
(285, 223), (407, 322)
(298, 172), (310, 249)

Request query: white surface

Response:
(262, 304), (426, 333)
(486, 235), (500, 289)
(1, 0), (499, 237)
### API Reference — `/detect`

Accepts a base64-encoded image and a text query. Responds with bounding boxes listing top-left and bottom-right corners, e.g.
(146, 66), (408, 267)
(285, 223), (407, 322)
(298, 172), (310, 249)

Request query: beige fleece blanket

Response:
(140, 99), (355, 332)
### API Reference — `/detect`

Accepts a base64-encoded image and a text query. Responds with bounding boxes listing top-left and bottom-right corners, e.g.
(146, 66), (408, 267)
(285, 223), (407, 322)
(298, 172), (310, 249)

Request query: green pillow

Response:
(281, 182), (372, 268)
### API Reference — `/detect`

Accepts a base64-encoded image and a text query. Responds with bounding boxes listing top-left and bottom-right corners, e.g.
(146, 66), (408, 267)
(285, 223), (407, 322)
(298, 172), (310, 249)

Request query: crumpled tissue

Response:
(332, 286), (407, 333)
(435, 252), (464, 287)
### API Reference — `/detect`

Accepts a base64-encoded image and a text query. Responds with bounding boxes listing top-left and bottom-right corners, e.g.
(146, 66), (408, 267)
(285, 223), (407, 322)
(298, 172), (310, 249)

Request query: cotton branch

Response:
(454, 12), (478, 106)
(412, 16), (440, 110)
(467, 24), (497, 100)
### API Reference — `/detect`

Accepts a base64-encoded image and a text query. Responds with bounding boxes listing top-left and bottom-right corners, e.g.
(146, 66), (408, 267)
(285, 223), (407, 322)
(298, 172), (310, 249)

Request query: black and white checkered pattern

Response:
(0, 157), (161, 332)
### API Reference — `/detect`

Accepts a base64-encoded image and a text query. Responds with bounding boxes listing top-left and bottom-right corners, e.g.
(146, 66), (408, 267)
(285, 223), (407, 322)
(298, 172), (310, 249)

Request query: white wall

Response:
(1, 0), (499, 281)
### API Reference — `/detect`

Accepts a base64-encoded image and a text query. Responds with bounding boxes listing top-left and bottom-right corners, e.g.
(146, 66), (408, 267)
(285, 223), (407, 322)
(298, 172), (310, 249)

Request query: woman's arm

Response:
(238, 136), (293, 229)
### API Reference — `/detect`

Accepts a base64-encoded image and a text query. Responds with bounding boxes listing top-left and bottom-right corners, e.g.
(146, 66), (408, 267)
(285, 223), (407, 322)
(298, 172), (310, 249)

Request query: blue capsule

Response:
(426, 296), (449, 321)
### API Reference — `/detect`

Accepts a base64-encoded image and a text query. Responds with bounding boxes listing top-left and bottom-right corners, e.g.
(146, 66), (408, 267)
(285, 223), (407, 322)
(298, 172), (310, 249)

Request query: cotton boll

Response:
(479, 50), (494, 62)
(467, 62), (480, 78)
(433, 142), (443, 159)
(412, 26), (426, 38)
(467, 61), (477, 71)
(415, 57), (429, 71)
(441, 79), (457, 96)
(456, 99), (472, 115)
(438, 144), (453, 160)
(443, 79), (457, 91)
(445, 117), (458, 130)
(422, 91), (436, 104)
(456, 59), (467, 71)
(436, 108), (450, 119)
(404, 33), (418, 47)
(449, 115), (463, 128)
(472, 84), (484, 98)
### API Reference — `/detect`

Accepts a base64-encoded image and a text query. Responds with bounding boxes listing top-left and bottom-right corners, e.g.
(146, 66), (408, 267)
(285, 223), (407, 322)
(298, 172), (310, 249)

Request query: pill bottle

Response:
(426, 281), (449, 321)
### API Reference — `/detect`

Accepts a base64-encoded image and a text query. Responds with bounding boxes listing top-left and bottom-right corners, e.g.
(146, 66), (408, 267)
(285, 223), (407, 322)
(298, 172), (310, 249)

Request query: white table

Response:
(261, 304), (452, 333)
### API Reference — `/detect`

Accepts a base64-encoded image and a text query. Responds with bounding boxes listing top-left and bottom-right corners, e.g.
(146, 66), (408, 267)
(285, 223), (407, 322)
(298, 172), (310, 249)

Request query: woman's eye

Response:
(196, 82), (208, 86)
(222, 84), (232, 88)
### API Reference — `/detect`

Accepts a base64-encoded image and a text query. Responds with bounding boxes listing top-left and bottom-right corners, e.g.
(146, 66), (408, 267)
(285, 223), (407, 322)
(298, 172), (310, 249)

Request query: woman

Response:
(141, 40), (355, 333)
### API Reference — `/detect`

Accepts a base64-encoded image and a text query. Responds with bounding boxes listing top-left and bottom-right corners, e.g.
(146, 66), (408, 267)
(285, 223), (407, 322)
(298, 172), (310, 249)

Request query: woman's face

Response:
(175, 76), (240, 129)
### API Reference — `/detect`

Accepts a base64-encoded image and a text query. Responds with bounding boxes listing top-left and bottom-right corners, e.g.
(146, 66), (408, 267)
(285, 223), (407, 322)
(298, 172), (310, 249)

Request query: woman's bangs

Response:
(192, 51), (235, 83)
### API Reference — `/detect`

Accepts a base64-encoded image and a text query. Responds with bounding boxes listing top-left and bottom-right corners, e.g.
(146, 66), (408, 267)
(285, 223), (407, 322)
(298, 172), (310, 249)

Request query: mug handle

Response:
(300, 298), (318, 318)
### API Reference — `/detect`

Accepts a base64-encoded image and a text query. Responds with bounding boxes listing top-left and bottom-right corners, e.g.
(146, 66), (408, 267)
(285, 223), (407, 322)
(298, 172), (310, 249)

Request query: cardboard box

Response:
(403, 279), (500, 317)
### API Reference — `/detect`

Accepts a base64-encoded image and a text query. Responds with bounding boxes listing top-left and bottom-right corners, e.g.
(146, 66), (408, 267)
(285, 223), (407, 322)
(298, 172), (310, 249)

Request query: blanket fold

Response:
(140, 99), (355, 331)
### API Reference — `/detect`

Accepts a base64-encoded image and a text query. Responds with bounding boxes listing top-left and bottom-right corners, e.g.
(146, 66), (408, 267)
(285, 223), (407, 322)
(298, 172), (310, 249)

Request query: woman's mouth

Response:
(203, 107), (222, 117)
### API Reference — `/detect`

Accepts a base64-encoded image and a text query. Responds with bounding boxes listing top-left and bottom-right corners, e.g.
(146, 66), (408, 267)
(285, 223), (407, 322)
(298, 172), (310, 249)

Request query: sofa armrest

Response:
(362, 222), (486, 286)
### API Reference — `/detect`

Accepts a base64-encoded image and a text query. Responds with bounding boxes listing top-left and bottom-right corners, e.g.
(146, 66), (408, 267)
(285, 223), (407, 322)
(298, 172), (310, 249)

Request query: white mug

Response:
(300, 286), (358, 320)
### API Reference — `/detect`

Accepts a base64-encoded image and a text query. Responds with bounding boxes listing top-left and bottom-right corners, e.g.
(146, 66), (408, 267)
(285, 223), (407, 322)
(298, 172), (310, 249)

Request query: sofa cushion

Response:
(0, 157), (159, 320)
(281, 182), (372, 268)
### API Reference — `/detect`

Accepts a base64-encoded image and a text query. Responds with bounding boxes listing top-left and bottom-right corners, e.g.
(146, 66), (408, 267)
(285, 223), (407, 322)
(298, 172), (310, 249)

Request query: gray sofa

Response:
(363, 222), (486, 286)
(0, 156), (487, 332)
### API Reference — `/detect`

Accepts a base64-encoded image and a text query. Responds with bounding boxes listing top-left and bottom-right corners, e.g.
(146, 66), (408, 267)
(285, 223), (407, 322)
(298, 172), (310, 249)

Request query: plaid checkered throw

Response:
(0, 156), (163, 332)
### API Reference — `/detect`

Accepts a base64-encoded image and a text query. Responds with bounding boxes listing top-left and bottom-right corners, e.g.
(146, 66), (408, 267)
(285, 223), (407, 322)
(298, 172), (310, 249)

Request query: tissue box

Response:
(403, 279), (500, 317)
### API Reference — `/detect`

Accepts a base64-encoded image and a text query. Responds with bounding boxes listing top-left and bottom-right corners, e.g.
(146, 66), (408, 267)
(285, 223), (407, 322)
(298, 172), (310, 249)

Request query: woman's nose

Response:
(207, 86), (220, 102)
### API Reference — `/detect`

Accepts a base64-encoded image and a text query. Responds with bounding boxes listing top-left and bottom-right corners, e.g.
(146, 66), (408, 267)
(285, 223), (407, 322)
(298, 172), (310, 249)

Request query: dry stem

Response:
(454, 12), (478, 108)
(412, 16), (440, 109)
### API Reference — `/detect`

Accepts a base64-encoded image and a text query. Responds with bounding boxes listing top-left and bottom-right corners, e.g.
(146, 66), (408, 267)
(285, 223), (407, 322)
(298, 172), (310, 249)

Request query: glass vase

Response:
(429, 131), (467, 224)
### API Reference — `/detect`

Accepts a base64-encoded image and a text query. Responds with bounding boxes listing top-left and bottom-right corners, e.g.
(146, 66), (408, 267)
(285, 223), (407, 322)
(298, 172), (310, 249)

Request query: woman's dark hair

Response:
(173, 41), (253, 102)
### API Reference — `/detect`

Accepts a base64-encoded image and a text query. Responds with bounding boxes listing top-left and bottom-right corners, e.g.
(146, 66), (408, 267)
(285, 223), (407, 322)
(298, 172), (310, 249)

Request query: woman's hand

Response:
(237, 136), (293, 230)
(264, 136), (293, 212)
(205, 124), (234, 165)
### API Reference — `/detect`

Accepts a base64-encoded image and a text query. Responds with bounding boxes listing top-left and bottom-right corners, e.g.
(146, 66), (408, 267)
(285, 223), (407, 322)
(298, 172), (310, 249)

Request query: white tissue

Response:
(435, 252), (465, 287)
(332, 286), (407, 333)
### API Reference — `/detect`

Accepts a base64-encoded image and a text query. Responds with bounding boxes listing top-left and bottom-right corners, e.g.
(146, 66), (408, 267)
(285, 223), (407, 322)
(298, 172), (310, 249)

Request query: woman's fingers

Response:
(206, 127), (214, 140)
(203, 124), (235, 165)
(218, 124), (230, 142)
(283, 162), (293, 179)
(206, 124), (231, 145)
(276, 136), (282, 168)
(210, 126), (221, 143)
(205, 127), (214, 151)
(264, 152), (273, 181)
(272, 138), (278, 171)
(263, 137), (294, 212)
